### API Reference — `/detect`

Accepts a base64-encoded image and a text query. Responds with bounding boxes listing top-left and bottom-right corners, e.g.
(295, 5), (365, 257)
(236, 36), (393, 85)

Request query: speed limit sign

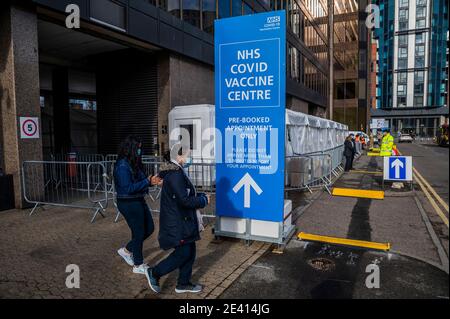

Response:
(20, 117), (40, 139)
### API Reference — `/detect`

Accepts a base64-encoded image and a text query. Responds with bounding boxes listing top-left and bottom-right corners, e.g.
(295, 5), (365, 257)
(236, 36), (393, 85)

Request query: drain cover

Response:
(307, 258), (336, 272)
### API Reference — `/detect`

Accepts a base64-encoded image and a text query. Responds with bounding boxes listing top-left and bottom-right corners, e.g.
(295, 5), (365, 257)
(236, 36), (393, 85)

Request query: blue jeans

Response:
(117, 198), (154, 265)
(153, 242), (196, 285)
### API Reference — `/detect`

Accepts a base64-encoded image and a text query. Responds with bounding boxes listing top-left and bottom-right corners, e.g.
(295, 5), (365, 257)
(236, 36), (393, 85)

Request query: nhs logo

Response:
(267, 16), (281, 24)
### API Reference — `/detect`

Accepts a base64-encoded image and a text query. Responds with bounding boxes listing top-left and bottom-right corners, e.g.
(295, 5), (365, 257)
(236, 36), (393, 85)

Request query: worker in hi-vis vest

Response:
(380, 129), (394, 156)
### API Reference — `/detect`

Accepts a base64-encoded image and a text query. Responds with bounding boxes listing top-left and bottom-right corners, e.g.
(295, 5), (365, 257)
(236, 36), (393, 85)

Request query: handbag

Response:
(196, 210), (205, 232)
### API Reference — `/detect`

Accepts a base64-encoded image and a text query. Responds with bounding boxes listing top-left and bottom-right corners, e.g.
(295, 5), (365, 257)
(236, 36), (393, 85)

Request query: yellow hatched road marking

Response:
(298, 232), (391, 251)
(332, 188), (385, 200)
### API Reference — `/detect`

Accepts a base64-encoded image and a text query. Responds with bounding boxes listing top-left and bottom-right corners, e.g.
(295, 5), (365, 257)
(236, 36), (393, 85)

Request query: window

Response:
(415, 56), (425, 67)
(414, 71), (425, 95)
(289, 46), (299, 82)
(183, 0), (200, 28)
(398, 84), (407, 96)
(165, 0), (181, 18)
(179, 124), (195, 150)
(398, 72), (407, 83)
(415, 33), (425, 44)
(90, 0), (126, 30)
(415, 45), (425, 57)
(69, 98), (97, 111)
(232, 0), (242, 16)
(414, 83), (424, 94)
(398, 58), (408, 69)
(399, 21), (408, 31)
(414, 96), (424, 106)
(243, 3), (253, 15)
(399, 0), (409, 7)
(290, 0), (300, 36)
(202, 0), (216, 33)
(399, 9), (408, 20)
(416, 0), (427, 6)
(397, 96), (407, 107)
(416, 6), (426, 19)
(399, 47), (408, 58)
(398, 35), (408, 46)
(416, 18), (426, 28)
(218, 0), (230, 18)
(415, 70), (424, 83)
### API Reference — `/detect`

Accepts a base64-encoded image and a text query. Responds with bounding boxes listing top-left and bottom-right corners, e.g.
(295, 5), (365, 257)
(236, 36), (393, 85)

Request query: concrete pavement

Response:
(222, 151), (449, 299)
(0, 201), (270, 299)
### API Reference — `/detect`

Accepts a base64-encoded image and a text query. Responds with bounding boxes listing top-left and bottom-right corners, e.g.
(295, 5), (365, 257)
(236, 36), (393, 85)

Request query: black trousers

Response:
(117, 198), (154, 265)
(153, 242), (196, 286)
(345, 155), (353, 171)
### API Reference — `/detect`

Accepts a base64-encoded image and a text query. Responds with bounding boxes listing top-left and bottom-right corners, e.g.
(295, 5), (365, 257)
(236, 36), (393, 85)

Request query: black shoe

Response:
(175, 283), (203, 293)
(145, 268), (161, 293)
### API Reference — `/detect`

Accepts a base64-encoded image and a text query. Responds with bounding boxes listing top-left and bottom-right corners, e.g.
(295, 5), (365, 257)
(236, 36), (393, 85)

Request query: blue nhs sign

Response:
(215, 11), (286, 223)
(218, 38), (281, 108)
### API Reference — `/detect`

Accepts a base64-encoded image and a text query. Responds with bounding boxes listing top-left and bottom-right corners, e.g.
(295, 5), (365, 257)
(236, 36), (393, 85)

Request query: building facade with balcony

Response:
(372, 0), (449, 137)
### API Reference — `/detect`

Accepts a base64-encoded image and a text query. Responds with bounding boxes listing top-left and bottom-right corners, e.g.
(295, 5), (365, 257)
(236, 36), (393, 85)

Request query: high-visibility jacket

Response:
(380, 133), (394, 156)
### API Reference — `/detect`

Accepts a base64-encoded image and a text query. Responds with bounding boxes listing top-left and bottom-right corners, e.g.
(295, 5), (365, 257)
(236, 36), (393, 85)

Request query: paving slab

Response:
(0, 203), (269, 299)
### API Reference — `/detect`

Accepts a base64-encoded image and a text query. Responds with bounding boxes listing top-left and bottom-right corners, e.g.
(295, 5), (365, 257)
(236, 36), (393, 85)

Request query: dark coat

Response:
(157, 162), (208, 250)
(344, 140), (355, 157)
(114, 158), (149, 199)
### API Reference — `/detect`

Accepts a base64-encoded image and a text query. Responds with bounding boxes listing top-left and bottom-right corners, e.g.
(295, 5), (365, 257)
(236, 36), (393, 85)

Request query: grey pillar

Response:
(0, 3), (42, 208)
(328, 0), (334, 120)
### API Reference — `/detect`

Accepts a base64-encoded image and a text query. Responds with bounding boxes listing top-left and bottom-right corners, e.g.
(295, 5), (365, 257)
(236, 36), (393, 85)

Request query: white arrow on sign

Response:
(391, 158), (404, 179)
(233, 173), (263, 208)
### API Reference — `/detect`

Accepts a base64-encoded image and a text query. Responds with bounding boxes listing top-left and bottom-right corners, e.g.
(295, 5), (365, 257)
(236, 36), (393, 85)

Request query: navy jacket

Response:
(158, 162), (208, 250)
(344, 140), (355, 157)
(114, 158), (149, 199)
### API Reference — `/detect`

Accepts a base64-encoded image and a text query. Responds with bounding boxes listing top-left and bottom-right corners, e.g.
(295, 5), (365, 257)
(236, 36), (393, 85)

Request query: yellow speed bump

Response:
(298, 232), (391, 251)
(367, 152), (381, 157)
(332, 188), (385, 200)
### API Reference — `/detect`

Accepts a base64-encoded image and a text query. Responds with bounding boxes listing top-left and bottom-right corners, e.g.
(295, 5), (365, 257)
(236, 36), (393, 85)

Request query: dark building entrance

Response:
(96, 50), (159, 155)
(37, 19), (160, 158)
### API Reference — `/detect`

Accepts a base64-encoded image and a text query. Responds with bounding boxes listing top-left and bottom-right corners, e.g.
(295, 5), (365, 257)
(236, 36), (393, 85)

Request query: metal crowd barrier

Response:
(23, 147), (345, 223)
(47, 153), (105, 163)
(285, 144), (345, 194)
(22, 160), (108, 223)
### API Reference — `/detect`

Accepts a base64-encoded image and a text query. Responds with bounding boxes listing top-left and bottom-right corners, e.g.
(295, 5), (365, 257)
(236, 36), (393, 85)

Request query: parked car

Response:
(399, 133), (414, 143)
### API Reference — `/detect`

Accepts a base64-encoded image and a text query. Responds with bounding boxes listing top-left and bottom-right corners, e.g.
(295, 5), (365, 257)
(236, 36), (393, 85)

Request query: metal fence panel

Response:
(22, 161), (108, 223)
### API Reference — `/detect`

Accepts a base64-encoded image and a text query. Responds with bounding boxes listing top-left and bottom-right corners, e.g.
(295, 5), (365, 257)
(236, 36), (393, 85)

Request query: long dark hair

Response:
(116, 135), (143, 178)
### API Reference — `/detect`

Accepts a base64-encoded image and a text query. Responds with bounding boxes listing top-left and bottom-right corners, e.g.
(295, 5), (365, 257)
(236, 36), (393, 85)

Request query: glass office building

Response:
(146, 0), (369, 128)
(372, 0), (449, 137)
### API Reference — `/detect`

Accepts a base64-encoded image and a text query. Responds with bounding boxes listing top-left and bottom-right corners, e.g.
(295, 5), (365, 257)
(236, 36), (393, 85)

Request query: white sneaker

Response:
(117, 248), (134, 266)
(133, 264), (150, 275)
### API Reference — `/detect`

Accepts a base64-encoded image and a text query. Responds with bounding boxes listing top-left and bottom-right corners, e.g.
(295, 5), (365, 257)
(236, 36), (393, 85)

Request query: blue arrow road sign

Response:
(384, 156), (413, 181)
(389, 157), (406, 180)
(214, 11), (286, 222)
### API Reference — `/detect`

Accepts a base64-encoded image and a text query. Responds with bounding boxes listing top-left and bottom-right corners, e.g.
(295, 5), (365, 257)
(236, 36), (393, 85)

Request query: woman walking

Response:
(114, 136), (161, 274)
(145, 146), (209, 294)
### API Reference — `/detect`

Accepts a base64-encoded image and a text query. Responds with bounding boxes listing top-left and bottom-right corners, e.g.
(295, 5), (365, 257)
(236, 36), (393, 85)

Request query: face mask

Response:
(183, 157), (192, 168)
(136, 148), (142, 157)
